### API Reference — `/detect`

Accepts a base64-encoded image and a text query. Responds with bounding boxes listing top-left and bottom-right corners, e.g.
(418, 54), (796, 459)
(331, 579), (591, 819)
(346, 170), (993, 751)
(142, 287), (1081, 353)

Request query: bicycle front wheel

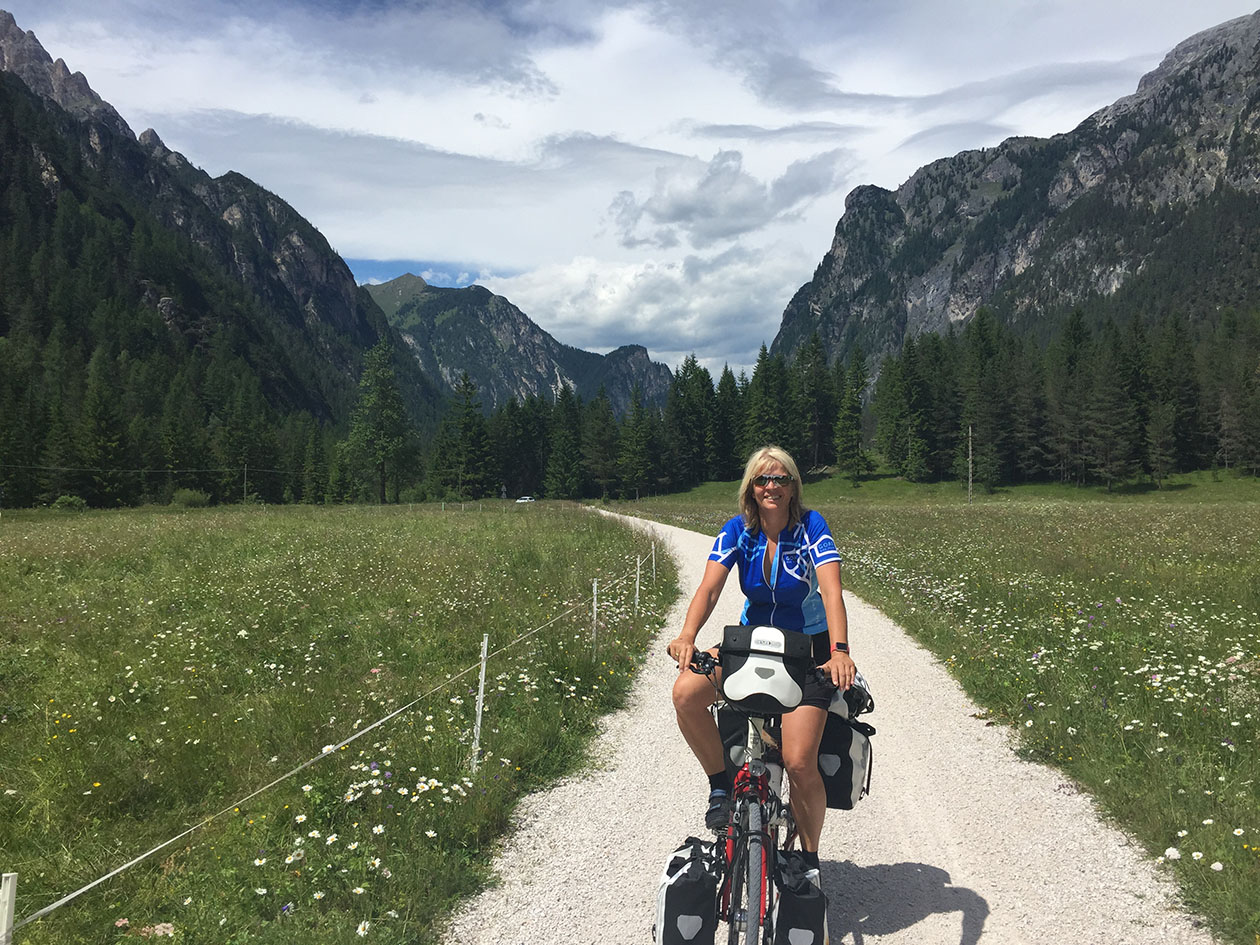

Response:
(728, 801), (769, 945)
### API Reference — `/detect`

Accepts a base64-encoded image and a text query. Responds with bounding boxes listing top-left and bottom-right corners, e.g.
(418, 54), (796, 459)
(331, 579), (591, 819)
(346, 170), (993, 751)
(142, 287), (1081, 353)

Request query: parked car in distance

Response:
(515, 495), (536, 503)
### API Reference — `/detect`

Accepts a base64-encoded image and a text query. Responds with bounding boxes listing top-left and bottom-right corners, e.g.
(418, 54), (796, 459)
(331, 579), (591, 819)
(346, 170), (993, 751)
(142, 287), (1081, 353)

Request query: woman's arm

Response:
(815, 560), (855, 689)
(666, 560), (732, 670)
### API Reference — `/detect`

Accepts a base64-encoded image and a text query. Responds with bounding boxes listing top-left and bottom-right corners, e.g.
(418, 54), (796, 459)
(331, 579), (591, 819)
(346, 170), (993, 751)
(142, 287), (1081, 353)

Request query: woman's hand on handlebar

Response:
(666, 636), (697, 671)
(823, 650), (856, 690)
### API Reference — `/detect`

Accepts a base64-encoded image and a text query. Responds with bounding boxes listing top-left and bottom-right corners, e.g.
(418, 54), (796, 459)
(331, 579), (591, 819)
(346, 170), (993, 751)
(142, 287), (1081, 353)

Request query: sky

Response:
(9, 0), (1260, 376)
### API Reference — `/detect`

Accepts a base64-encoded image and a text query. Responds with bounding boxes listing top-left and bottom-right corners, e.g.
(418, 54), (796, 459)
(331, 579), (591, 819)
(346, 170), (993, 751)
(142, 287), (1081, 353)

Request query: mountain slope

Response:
(367, 275), (673, 415)
(773, 11), (1260, 365)
(0, 9), (439, 426)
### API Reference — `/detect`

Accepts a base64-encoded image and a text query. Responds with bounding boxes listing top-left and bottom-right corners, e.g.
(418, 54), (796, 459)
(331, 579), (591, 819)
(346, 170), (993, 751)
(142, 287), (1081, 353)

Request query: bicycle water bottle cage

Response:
(719, 625), (812, 714)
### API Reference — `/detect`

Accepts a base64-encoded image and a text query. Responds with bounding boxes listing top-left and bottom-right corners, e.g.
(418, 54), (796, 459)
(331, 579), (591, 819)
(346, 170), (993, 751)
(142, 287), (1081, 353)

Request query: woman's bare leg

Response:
(671, 656), (725, 774)
(780, 705), (829, 851)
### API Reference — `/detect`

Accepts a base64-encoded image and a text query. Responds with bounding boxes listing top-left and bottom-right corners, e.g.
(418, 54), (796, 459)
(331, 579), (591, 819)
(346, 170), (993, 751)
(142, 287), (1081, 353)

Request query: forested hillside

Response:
(0, 70), (440, 507)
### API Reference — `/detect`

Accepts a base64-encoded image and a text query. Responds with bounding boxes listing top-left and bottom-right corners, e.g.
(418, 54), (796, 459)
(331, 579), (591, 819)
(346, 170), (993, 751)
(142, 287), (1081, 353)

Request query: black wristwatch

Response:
(831, 641), (850, 654)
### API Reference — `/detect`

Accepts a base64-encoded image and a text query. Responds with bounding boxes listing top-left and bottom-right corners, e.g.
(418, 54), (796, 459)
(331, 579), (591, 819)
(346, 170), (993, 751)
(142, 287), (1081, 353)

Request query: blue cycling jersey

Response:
(708, 509), (842, 635)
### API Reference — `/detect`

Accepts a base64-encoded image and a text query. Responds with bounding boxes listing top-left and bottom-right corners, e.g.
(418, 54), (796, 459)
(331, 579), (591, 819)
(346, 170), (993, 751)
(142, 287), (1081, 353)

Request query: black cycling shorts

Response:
(795, 631), (837, 711)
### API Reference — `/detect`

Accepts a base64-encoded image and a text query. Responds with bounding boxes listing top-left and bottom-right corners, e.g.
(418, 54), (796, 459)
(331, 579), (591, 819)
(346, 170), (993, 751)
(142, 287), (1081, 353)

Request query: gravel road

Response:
(443, 514), (1217, 945)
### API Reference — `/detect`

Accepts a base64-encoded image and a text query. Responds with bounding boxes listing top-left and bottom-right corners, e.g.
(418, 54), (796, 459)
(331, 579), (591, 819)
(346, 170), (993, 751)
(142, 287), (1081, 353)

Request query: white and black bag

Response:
(772, 850), (828, 945)
(654, 836), (719, 945)
(817, 672), (875, 810)
(719, 625), (813, 715)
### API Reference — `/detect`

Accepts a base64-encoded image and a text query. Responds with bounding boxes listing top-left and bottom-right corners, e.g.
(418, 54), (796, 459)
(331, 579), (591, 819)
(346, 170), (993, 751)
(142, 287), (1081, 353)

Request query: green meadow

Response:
(613, 471), (1260, 944)
(0, 503), (677, 944)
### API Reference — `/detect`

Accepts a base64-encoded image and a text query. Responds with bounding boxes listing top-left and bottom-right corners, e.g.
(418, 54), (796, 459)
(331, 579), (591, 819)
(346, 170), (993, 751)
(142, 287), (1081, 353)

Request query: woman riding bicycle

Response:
(666, 445), (854, 879)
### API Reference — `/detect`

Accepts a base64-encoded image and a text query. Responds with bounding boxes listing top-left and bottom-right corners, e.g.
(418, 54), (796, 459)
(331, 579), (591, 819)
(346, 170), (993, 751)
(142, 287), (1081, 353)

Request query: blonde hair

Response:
(737, 445), (804, 534)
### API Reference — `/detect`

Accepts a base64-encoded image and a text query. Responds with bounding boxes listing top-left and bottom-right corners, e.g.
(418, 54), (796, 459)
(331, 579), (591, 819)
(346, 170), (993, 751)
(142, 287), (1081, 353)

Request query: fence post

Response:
(635, 556), (641, 613)
(652, 542), (657, 583)
(469, 634), (490, 772)
(1, 872), (16, 945)
(591, 579), (598, 659)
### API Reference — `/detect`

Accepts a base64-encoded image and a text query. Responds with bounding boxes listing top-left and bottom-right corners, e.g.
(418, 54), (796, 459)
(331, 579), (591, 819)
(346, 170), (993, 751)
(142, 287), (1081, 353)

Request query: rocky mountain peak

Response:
(0, 9), (133, 139)
(772, 11), (1260, 368)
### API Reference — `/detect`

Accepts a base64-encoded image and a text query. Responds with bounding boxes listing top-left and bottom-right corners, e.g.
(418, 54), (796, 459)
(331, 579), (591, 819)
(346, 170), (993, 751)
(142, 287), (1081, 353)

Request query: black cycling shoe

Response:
(705, 789), (732, 831)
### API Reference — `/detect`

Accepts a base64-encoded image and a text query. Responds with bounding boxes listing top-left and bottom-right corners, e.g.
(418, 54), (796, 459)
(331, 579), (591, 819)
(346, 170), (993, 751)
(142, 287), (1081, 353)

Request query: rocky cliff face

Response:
(0, 10), (131, 139)
(367, 276), (673, 415)
(773, 11), (1260, 366)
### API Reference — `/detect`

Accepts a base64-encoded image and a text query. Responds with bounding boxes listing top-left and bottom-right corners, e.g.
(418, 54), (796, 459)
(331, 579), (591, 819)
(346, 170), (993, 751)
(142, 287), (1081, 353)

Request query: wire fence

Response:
(2, 542), (659, 939)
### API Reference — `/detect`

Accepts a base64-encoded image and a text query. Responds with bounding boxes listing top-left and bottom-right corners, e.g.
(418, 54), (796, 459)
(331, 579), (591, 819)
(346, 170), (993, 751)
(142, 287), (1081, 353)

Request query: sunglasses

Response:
(753, 474), (793, 487)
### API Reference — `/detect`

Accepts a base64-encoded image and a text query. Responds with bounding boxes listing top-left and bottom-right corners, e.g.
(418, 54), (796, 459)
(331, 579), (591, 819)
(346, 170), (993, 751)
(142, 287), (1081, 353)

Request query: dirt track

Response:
(444, 513), (1216, 945)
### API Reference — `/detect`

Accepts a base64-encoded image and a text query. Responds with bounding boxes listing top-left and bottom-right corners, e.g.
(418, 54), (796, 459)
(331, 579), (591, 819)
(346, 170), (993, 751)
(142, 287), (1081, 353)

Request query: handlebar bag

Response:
(720, 625), (813, 714)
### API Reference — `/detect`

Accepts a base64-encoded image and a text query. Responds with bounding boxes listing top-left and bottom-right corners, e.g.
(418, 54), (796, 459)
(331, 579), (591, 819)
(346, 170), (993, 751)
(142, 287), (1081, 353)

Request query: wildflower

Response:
(295, 814), (307, 823)
(116, 918), (130, 928)
(357, 920), (371, 936)
(425, 829), (436, 838)
(1177, 830), (1188, 837)
(1192, 852), (1203, 861)
(313, 891), (325, 900)
(1234, 828), (1245, 836)
(182, 898), (192, 906)
(1164, 847), (1181, 860)
(255, 888), (268, 895)
(372, 824), (385, 834)
(254, 858), (267, 866)
(1202, 819), (1214, 825)
(326, 834), (338, 845)
(353, 887), (365, 895)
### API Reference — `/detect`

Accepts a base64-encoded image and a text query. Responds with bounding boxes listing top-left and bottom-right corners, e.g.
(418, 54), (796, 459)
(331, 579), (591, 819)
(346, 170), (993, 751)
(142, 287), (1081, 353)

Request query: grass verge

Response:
(0, 502), (677, 944)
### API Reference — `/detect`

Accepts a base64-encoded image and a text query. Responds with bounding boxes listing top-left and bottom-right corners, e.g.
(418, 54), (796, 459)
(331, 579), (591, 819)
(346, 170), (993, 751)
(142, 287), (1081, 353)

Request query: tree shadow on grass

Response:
(820, 860), (989, 945)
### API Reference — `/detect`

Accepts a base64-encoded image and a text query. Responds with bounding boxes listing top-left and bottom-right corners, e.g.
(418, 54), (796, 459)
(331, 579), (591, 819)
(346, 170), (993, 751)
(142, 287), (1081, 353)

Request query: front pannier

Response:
(719, 625), (813, 715)
(772, 850), (829, 945)
(654, 836), (719, 945)
(817, 713), (875, 810)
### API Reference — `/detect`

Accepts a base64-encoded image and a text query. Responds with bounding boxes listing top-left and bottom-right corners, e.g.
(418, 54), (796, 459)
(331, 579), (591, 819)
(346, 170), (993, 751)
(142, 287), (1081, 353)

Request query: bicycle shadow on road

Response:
(821, 860), (989, 945)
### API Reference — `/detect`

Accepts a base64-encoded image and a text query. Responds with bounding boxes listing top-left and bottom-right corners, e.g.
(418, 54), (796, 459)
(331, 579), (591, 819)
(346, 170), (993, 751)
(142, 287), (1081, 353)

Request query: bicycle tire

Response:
(745, 801), (765, 945)
(726, 800), (768, 945)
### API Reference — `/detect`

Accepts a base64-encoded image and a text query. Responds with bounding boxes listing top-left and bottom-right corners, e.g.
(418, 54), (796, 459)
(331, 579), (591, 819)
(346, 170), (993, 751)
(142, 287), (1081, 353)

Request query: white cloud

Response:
(482, 242), (816, 376)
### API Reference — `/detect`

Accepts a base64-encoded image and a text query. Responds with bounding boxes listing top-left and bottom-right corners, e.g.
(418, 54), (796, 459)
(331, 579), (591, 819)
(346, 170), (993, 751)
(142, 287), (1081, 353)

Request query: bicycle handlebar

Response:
(688, 646), (830, 686)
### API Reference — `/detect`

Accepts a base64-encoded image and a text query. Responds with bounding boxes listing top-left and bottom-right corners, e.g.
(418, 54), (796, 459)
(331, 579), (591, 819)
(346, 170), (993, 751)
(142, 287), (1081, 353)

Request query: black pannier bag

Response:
(817, 713), (875, 810)
(772, 850), (828, 945)
(720, 625), (814, 715)
(654, 836), (719, 945)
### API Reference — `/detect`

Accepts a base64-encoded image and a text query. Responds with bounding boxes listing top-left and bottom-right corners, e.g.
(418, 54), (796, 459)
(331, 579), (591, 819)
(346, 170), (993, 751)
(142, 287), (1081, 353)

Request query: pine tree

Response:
(583, 387), (620, 499)
(1083, 321), (1139, 489)
(433, 372), (493, 499)
(1044, 309), (1090, 484)
(544, 383), (584, 499)
(348, 341), (412, 504)
(794, 335), (835, 469)
(1147, 401), (1177, 488)
(664, 355), (714, 490)
(78, 345), (127, 506)
(710, 366), (742, 481)
(302, 425), (328, 503)
(619, 385), (653, 499)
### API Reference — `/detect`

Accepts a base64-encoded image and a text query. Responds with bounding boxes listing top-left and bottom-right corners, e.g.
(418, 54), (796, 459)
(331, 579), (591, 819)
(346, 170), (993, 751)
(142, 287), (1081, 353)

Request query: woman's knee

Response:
(672, 672), (711, 713)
